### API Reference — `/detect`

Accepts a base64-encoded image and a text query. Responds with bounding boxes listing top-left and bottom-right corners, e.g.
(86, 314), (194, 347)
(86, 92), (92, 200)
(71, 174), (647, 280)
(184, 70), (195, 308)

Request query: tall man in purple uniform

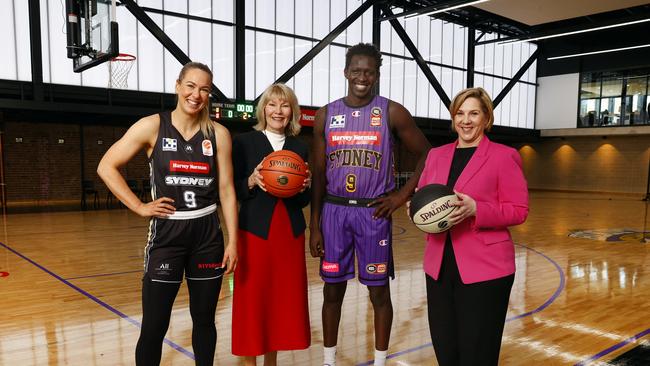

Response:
(310, 43), (431, 366)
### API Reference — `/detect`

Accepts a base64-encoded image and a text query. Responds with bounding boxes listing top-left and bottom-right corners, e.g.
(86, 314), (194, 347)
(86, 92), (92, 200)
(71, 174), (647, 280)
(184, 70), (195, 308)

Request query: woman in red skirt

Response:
(231, 83), (311, 366)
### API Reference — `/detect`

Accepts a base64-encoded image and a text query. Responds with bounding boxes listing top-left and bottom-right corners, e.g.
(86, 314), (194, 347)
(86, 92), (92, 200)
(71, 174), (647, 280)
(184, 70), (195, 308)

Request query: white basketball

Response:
(410, 184), (458, 233)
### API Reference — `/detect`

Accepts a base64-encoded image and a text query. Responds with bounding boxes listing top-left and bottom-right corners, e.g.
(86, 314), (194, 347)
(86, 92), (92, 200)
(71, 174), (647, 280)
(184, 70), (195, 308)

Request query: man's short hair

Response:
(345, 43), (382, 71)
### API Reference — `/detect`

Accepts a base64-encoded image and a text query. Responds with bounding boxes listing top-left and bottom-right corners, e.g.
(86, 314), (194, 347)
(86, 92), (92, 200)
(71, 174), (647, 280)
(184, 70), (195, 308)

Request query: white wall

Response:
(535, 73), (579, 129)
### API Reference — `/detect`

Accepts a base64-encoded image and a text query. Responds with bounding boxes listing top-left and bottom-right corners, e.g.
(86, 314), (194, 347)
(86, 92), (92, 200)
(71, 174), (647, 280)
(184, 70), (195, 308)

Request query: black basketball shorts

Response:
(143, 213), (225, 283)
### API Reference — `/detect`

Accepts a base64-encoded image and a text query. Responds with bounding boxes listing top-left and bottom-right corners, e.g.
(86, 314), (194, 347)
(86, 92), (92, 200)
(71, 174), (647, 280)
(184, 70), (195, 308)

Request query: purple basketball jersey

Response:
(324, 96), (394, 198)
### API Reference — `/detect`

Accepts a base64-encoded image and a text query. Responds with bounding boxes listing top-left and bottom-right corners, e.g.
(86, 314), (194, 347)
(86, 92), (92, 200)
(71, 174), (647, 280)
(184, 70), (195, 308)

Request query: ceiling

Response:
(473, 0), (650, 26)
(388, 0), (650, 67)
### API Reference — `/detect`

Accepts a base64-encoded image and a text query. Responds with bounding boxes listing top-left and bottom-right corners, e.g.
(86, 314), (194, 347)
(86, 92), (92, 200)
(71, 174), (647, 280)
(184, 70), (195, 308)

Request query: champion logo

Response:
(351, 110), (361, 117)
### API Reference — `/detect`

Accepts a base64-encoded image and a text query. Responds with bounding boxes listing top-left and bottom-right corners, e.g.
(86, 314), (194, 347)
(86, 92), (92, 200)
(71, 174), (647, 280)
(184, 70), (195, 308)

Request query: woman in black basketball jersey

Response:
(98, 62), (238, 366)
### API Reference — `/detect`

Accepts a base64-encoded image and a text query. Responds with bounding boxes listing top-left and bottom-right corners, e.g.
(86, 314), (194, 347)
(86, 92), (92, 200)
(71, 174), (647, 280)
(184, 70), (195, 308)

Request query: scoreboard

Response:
(212, 101), (255, 121)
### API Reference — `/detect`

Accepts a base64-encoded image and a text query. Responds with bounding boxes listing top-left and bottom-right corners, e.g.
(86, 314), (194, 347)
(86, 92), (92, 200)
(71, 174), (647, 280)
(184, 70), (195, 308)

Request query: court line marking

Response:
(574, 328), (650, 366)
(356, 242), (566, 366)
(0, 241), (196, 361)
(393, 225), (406, 236)
(64, 270), (142, 280)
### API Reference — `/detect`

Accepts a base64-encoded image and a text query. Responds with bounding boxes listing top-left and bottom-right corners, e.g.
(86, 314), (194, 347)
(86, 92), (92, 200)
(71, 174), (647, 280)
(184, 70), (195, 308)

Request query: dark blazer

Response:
(232, 130), (310, 239)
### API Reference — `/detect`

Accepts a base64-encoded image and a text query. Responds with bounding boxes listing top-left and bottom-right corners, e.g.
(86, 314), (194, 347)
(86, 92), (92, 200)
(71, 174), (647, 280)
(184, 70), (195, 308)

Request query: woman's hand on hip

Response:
(135, 197), (175, 218)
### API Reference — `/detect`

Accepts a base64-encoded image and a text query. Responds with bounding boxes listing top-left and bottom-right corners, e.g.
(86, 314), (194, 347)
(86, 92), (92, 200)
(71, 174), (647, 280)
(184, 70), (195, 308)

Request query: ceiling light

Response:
(547, 44), (650, 60)
(405, 0), (490, 20)
(501, 18), (650, 45)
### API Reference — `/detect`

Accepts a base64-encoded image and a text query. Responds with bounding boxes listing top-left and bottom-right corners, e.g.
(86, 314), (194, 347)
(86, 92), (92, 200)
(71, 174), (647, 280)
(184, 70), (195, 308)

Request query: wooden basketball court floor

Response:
(0, 191), (648, 365)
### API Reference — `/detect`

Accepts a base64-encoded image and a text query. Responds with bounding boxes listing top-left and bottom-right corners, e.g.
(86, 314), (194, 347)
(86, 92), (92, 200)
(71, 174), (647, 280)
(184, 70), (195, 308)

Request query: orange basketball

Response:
(259, 150), (308, 198)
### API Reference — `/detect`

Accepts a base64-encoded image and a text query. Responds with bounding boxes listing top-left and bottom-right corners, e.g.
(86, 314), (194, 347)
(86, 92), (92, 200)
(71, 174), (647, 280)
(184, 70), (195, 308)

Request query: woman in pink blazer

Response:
(416, 87), (528, 366)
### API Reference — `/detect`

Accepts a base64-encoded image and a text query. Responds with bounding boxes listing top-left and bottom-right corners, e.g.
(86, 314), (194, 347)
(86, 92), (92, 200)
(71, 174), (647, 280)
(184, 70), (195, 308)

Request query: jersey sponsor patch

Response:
(155, 263), (173, 276)
(197, 262), (223, 269)
(370, 107), (382, 127)
(366, 262), (387, 274)
(162, 138), (177, 152)
(202, 140), (213, 156)
(329, 114), (346, 128)
(165, 175), (214, 187)
(322, 261), (340, 272)
(329, 131), (381, 146)
(169, 160), (210, 174)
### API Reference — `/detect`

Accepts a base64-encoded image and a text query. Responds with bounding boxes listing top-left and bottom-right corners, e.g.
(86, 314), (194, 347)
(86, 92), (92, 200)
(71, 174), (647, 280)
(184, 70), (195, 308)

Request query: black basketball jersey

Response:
(149, 111), (218, 212)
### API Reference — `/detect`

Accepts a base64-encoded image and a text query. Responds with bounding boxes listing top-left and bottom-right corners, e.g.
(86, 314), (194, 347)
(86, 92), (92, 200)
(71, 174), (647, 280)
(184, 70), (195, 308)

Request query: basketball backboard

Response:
(65, 0), (119, 73)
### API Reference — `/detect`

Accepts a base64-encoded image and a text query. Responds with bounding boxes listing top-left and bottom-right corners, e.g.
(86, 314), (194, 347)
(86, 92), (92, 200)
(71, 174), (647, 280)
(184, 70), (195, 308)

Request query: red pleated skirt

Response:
(232, 200), (311, 356)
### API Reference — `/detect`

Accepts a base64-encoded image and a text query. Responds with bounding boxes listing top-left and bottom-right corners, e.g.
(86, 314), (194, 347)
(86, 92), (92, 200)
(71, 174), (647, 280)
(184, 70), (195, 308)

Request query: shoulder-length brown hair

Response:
(449, 87), (495, 131)
(254, 83), (302, 137)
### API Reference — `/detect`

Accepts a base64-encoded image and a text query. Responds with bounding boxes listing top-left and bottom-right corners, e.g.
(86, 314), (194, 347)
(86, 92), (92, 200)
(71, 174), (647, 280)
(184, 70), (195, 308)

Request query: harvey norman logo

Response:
(169, 160), (210, 174)
(329, 131), (381, 146)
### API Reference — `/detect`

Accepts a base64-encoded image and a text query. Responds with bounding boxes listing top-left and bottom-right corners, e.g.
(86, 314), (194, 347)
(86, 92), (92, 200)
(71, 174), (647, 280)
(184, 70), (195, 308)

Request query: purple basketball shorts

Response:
(319, 202), (394, 286)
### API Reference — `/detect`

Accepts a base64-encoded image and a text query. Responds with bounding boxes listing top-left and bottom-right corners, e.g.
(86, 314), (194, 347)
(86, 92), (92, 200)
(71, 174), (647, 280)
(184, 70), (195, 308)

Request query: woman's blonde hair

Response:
(449, 87), (495, 131)
(176, 62), (214, 138)
(254, 83), (302, 137)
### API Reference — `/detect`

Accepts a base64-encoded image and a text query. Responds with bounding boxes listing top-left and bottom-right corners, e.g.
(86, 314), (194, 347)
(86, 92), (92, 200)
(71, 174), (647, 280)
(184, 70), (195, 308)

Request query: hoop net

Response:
(108, 53), (136, 89)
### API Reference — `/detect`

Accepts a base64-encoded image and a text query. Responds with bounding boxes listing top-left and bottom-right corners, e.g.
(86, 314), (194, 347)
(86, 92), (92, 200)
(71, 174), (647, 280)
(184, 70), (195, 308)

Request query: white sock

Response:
(323, 345), (337, 366)
(374, 349), (388, 366)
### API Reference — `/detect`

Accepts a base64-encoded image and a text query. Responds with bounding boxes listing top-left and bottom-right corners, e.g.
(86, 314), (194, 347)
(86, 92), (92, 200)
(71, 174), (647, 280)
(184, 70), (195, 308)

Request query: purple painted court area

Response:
(356, 243), (566, 366)
(0, 241), (196, 361)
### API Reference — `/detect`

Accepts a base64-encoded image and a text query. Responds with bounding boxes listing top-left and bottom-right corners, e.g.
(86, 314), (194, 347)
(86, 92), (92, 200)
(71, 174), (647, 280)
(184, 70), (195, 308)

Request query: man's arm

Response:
(309, 106), (327, 257)
(369, 101), (431, 218)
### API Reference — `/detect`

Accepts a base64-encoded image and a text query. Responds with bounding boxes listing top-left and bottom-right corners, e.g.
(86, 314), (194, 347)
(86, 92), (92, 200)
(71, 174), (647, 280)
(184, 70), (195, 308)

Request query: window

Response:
(578, 69), (650, 127)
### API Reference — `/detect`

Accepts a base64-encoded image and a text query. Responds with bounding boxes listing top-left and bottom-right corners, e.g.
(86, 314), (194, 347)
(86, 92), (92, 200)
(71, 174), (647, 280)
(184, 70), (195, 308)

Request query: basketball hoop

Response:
(108, 53), (136, 89)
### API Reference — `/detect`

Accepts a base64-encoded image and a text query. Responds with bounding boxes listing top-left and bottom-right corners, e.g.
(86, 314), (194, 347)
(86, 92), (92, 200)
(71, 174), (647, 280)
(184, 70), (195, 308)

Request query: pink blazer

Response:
(417, 136), (528, 284)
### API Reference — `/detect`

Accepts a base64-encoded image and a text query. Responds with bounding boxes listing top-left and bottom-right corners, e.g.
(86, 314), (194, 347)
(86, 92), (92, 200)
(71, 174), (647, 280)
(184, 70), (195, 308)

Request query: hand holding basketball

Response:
(448, 190), (476, 225)
(409, 184), (459, 233)
(258, 150), (309, 198)
(248, 162), (266, 191)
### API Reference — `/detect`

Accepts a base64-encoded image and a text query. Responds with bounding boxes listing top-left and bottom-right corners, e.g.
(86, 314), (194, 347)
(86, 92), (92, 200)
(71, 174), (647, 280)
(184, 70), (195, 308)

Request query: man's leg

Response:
(368, 284), (392, 351)
(322, 281), (347, 346)
(322, 281), (347, 365)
